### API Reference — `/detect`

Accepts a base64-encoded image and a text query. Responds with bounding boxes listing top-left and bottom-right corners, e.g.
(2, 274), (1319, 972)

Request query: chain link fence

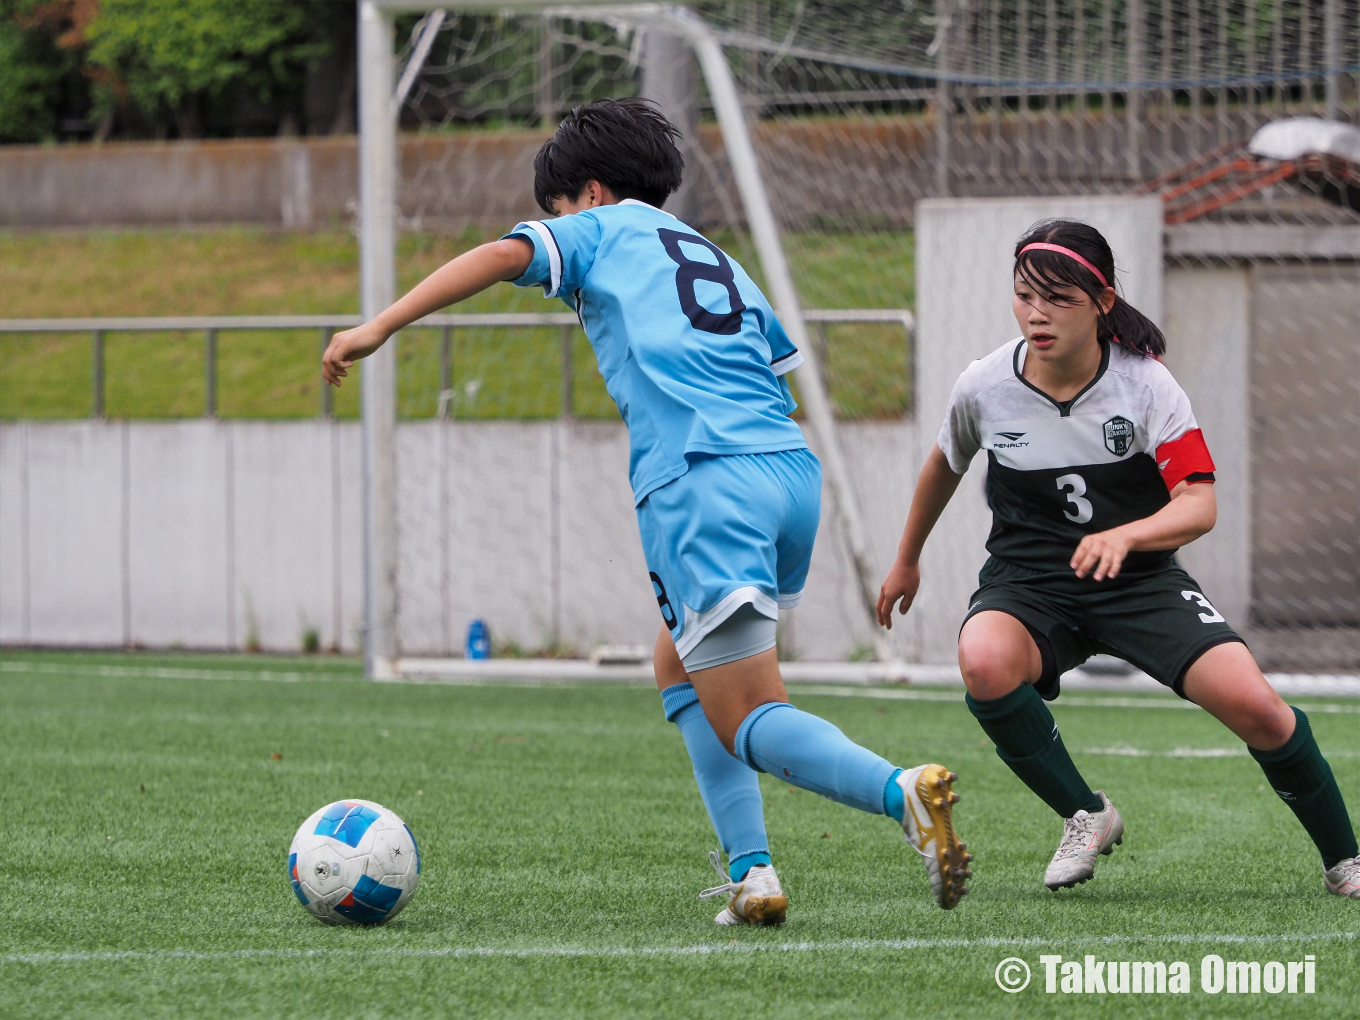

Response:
(379, 1), (1358, 664)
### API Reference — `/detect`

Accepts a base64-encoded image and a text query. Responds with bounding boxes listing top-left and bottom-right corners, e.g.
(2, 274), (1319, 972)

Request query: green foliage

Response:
(84, 0), (330, 127)
(0, 1), (81, 142)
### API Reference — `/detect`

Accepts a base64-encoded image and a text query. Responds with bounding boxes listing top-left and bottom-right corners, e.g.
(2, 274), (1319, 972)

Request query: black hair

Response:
(1013, 218), (1166, 358)
(532, 97), (684, 214)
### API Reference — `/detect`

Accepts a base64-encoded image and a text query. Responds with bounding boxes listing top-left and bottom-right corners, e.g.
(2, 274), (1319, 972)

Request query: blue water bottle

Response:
(465, 618), (490, 660)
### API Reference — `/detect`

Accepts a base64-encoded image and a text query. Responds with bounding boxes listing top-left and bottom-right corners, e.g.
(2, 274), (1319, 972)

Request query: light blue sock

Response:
(734, 702), (901, 817)
(662, 683), (771, 881)
(884, 768), (905, 823)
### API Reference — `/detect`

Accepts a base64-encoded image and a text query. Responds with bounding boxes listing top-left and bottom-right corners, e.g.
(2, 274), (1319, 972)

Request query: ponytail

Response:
(1099, 294), (1165, 359)
(1014, 219), (1166, 358)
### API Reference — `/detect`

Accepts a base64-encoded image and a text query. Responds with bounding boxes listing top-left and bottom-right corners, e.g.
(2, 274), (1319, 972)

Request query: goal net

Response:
(361, 1), (1359, 677)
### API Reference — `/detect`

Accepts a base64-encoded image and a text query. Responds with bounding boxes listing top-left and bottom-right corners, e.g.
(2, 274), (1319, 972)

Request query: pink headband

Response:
(1018, 243), (1109, 288)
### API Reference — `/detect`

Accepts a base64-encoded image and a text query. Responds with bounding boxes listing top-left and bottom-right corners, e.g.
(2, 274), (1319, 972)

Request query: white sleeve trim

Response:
(521, 220), (562, 298)
(770, 350), (803, 376)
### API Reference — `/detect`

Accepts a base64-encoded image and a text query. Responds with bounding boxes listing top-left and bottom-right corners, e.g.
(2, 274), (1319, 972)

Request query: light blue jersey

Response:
(505, 199), (808, 505)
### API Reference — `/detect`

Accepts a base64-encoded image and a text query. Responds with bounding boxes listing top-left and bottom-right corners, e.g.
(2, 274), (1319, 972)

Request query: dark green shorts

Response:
(963, 557), (1245, 700)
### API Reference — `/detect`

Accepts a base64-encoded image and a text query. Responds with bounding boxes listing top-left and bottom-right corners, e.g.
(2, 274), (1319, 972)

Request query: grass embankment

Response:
(0, 229), (914, 420)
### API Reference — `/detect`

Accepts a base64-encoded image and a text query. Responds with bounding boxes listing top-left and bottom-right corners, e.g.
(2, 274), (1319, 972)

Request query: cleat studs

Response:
(948, 793), (959, 803)
(948, 772), (958, 782)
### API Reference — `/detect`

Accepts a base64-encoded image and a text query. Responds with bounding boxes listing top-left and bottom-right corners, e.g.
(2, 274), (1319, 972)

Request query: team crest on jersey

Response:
(1103, 415), (1134, 456)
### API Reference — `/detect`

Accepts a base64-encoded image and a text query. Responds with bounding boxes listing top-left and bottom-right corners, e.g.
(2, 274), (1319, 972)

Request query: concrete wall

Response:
(0, 421), (363, 652)
(1163, 265), (1252, 627)
(0, 418), (919, 661)
(1163, 260), (1359, 668)
(0, 135), (539, 231)
(0, 115), (1183, 232)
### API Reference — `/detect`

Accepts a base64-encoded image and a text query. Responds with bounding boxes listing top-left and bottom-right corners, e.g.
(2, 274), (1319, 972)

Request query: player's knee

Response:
(1243, 696), (1295, 750)
(958, 639), (1026, 700)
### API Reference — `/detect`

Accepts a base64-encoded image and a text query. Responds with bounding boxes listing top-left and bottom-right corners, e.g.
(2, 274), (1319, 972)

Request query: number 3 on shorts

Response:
(1181, 590), (1226, 623)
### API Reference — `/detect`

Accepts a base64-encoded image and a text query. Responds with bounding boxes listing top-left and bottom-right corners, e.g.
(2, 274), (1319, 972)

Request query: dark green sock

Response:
(1249, 707), (1358, 869)
(966, 684), (1103, 818)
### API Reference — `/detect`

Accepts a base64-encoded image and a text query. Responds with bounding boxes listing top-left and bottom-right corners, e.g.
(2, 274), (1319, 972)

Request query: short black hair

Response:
(533, 97), (684, 214)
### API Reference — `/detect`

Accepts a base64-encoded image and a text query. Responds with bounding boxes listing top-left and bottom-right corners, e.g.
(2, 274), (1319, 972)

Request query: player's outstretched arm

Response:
(877, 444), (965, 629)
(1071, 480), (1216, 581)
(321, 237), (533, 387)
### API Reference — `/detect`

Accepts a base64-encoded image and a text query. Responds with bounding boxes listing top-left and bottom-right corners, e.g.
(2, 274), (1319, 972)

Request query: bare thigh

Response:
(687, 647), (787, 753)
(1180, 642), (1296, 750)
(957, 610), (1044, 701)
(654, 626), (686, 693)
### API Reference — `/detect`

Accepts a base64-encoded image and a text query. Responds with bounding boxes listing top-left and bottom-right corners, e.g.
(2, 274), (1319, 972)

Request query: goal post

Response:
(357, 1), (398, 678)
(357, 0), (891, 676)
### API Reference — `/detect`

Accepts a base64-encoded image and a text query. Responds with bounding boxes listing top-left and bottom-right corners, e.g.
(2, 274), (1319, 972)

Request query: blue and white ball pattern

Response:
(288, 799), (420, 925)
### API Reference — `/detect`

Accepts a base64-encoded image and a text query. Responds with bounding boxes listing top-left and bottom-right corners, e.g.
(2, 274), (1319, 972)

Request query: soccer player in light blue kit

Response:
(323, 99), (971, 923)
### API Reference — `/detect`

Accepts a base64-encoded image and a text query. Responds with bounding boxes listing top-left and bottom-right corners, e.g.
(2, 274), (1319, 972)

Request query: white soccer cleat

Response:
(698, 851), (787, 926)
(898, 764), (972, 909)
(1044, 790), (1124, 890)
(1324, 856), (1360, 898)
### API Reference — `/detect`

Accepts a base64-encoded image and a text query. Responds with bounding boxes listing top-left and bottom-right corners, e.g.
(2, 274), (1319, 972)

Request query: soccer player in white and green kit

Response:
(878, 218), (1359, 898)
(323, 99), (972, 924)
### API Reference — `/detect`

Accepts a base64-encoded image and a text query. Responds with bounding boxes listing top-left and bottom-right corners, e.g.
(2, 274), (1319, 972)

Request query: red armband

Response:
(1155, 427), (1216, 492)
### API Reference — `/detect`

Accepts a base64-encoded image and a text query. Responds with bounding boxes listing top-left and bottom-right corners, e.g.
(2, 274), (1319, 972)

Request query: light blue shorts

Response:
(636, 448), (821, 663)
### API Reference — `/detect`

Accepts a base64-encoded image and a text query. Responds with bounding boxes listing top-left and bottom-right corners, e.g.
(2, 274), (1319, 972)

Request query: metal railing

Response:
(0, 309), (914, 421)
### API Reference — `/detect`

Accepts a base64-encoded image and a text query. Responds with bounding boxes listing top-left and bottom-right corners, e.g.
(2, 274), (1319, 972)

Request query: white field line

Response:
(1082, 745), (1360, 759)
(397, 657), (1360, 698)
(0, 661), (358, 684)
(2, 930), (1355, 968)
(3, 661), (1359, 714)
(6, 657), (1360, 700)
(793, 684), (1360, 714)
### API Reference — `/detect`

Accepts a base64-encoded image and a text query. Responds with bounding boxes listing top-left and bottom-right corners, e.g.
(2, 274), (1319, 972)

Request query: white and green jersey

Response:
(938, 338), (1216, 576)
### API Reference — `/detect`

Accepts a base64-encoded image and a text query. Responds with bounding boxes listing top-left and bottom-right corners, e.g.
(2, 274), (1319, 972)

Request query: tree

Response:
(0, 0), (90, 142)
(84, 0), (331, 137)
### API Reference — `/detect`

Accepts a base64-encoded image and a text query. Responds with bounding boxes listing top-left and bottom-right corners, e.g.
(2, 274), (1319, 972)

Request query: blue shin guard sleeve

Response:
(735, 702), (899, 816)
(662, 683), (770, 879)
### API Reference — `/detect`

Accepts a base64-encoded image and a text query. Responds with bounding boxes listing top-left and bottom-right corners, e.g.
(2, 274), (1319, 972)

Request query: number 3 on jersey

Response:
(1055, 473), (1094, 524)
(657, 228), (747, 335)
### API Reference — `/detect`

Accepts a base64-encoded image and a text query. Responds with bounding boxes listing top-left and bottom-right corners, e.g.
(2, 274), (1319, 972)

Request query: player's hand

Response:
(322, 322), (389, 387)
(1070, 528), (1133, 581)
(877, 558), (921, 629)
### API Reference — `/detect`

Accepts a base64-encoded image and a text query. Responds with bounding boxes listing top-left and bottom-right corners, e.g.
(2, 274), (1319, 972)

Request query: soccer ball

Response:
(288, 799), (420, 925)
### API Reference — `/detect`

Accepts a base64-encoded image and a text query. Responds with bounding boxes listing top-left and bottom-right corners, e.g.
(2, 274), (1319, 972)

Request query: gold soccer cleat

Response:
(898, 764), (972, 909)
(698, 850), (788, 926)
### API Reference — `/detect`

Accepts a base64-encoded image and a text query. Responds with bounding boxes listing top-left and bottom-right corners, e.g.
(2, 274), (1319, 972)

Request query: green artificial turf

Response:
(2, 651), (1357, 1018)
(0, 228), (913, 422)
